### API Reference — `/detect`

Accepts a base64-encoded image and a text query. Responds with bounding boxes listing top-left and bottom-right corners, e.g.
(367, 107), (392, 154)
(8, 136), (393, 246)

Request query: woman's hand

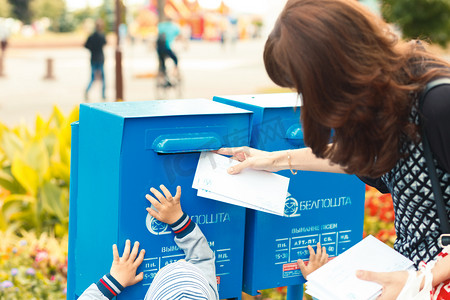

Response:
(215, 146), (278, 174)
(356, 270), (409, 300)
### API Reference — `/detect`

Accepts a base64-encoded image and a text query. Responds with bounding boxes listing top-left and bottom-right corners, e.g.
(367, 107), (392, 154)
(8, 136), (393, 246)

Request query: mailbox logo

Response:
(284, 192), (300, 217)
(146, 213), (171, 235)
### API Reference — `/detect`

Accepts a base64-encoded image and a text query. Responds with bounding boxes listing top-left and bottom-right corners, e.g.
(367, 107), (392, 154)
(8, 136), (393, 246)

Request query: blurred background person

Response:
(156, 16), (180, 85)
(0, 18), (10, 77)
(84, 19), (107, 102)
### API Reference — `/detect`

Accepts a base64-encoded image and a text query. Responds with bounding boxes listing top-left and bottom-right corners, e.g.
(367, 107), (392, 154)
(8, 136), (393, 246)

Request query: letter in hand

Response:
(215, 146), (275, 174)
(146, 185), (183, 224)
(297, 242), (329, 279)
(356, 270), (409, 300)
(110, 240), (145, 288)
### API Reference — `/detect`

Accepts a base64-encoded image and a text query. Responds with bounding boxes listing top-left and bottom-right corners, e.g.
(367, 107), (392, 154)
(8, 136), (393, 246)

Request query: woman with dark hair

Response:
(218, 0), (450, 297)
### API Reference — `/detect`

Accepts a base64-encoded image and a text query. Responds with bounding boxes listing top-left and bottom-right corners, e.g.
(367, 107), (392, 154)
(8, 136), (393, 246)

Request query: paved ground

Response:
(0, 38), (279, 127)
(1, 38), (448, 129)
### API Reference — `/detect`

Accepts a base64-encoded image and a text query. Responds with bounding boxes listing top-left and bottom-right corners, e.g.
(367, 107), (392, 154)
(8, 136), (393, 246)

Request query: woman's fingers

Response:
(356, 270), (388, 285)
(228, 159), (252, 174)
(216, 147), (249, 156)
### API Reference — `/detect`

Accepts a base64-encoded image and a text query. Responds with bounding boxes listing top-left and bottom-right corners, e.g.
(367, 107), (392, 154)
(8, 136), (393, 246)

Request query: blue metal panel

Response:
(70, 104), (125, 298)
(69, 99), (253, 300)
(67, 122), (79, 300)
(213, 93), (365, 296)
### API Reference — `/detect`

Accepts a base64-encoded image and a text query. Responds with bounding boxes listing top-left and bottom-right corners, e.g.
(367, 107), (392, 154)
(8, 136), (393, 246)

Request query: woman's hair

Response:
(264, 0), (450, 177)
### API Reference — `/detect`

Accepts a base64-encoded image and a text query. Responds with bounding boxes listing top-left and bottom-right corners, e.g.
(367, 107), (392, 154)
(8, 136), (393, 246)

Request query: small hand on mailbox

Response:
(146, 185), (184, 225)
(297, 242), (329, 279)
(110, 240), (146, 288)
(78, 240), (146, 299)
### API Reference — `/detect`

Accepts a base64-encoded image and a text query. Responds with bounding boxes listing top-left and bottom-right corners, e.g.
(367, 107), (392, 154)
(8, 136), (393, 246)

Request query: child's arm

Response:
(146, 185), (218, 298)
(78, 240), (145, 300)
(297, 242), (329, 279)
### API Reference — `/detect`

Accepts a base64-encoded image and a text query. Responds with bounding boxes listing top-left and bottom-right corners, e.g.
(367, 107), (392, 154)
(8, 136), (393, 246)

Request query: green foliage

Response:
(0, 0), (12, 18)
(8, 0), (32, 24)
(30, 0), (67, 31)
(53, 11), (76, 33)
(98, 0), (116, 33)
(382, 0), (450, 47)
(0, 231), (67, 299)
(72, 7), (98, 27)
(0, 106), (79, 237)
(30, 0), (65, 20)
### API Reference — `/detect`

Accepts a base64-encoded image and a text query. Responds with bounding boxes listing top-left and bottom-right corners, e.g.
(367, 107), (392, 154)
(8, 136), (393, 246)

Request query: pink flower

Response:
(35, 251), (49, 262)
(1, 280), (13, 288)
(26, 268), (36, 276)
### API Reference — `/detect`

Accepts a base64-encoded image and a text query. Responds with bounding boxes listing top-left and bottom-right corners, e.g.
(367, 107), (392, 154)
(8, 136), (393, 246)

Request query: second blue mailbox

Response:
(213, 93), (366, 295)
(68, 99), (252, 299)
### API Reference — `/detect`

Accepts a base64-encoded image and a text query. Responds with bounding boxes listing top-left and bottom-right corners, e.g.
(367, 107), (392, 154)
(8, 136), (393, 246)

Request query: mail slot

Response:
(213, 93), (365, 295)
(68, 99), (253, 299)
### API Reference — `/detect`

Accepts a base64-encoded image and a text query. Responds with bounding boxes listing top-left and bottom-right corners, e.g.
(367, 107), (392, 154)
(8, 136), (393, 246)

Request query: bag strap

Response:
(418, 78), (450, 234)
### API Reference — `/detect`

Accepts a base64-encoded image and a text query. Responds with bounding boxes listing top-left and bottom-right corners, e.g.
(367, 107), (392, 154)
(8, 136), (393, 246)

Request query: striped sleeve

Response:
(95, 273), (124, 300)
(169, 213), (195, 238)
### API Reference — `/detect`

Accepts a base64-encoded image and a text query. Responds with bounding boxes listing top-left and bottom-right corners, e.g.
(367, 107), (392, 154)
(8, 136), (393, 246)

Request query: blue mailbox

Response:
(213, 93), (365, 295)
(68, 99), (253, 300)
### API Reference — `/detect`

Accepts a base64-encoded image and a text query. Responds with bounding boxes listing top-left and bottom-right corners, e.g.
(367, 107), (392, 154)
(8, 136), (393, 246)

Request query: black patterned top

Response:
(362, 84), (450, 266)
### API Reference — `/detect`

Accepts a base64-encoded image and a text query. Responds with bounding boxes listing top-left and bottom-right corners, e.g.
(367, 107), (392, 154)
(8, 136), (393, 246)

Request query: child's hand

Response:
(146, 185), (183, 224)
(110, 240), (145, 288)
(297, 242), (328, 279)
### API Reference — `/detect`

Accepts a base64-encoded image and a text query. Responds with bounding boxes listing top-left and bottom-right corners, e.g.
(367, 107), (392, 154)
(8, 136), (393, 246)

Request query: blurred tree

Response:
(57, 11), (76, 32)
(8, 0), (32, 24)
(157, 0), (166, 22)
(382, 0), (450, 47)
(0, 0), (12, 18)
(73, 6), (97, 26)
(99, 0), (115, 33)
(30, 0), (66, 31)
(96, 0), (125, 34)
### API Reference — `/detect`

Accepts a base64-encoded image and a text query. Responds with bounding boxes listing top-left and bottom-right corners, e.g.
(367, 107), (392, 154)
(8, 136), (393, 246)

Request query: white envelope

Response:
(193, 152), (290, 216)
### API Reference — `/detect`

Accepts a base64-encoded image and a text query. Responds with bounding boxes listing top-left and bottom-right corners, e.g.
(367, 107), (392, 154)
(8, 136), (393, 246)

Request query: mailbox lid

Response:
(83, 98), (251, 118)
(214, 93), (301, 108)
(214, 93), (304, 151)
(83, 99), (253, 153)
